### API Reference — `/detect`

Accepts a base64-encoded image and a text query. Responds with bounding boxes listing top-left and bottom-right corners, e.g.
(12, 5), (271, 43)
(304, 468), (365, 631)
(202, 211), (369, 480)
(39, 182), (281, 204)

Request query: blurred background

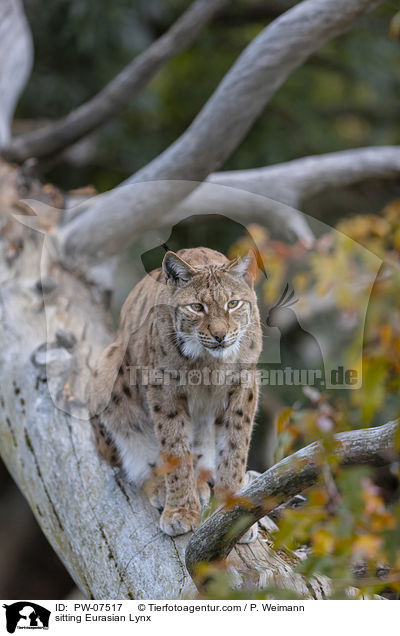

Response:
(1, 0), (400, 599)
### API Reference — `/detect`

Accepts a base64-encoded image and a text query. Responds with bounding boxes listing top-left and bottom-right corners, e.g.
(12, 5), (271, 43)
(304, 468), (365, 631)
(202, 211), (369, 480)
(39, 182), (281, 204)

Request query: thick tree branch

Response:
(162, 183), (316, 245)
(0, 161), (332, 599)
(131, 0), (383, 185)
(185, 420), (399, 575)
(160, 145), (400, 241)
(61, 146), (400, 253)
(0, 0), (33, 149)
(58, 0), (384, 266)
(2, 0), (229, 163)
(208, 146), (400, 207)
(0, 165), (190, 598)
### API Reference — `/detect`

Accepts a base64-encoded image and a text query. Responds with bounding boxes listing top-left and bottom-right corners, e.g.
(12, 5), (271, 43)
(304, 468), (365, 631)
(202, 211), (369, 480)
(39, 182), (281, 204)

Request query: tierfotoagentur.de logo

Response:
(2, 603), (51, 633)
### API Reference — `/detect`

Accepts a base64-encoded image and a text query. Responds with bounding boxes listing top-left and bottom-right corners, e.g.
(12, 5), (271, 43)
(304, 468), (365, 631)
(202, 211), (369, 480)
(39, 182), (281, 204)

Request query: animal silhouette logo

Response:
(267, 284), (325, 374)
(2, 602), (50, 633)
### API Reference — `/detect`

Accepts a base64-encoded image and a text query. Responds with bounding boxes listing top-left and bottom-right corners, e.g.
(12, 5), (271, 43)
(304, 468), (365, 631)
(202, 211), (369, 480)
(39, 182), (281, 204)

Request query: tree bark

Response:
(207, 145), (400, 208)
(160, 145), (400, 241)
(2, 0), (229, 163)
(58, 0), (385, 267)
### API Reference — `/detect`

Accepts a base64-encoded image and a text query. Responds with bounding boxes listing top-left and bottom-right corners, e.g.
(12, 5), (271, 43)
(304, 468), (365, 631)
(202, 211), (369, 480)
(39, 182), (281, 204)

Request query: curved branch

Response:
(132, 0), (384, 184)
(185, 420), (399, 576)
(162, 183), (316, 245)
(59, 0), (384, 265)
(208, 146), (400, 207)
(0, 0), (33, 149)
(2, 0), (229, 163)
(161, 145), (400, 242)
(61, 145), (400, 254)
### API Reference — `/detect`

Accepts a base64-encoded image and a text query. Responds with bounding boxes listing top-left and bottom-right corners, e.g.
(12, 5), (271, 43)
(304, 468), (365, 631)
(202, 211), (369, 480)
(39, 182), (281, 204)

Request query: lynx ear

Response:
(163, 251), (195, 286)
(226, 252), (256, 285)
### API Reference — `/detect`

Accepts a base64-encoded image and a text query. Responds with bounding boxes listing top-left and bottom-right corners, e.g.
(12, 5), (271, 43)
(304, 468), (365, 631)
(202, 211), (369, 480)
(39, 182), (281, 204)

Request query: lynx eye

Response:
(189, 303), (205, 313)
(227, 299), (242, 310)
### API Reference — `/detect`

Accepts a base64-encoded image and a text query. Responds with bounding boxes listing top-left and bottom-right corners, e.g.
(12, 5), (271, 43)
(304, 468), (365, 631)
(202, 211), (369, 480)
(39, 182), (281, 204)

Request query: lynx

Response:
(90, 247), (262, 537)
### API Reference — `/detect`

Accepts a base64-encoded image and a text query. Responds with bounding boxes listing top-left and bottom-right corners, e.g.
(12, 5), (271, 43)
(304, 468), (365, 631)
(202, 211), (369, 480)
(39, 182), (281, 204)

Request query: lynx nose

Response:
(211, 330), (226, 343)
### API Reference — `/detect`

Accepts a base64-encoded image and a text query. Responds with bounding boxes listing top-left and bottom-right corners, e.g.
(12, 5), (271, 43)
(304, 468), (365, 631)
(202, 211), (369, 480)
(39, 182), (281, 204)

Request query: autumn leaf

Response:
(276, 408), (293, 433)
(352, 535), (382, 559)
(312, 529), (335, 556)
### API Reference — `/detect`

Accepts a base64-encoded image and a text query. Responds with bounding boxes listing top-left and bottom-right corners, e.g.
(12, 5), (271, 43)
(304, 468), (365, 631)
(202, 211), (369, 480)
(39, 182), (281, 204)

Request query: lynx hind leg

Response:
(93, 411), (160, 489)
(90, 340), (157, 485)
(89, 342), (125, 467)
(113, 428), (160, 488)
(91, 414), (121, 467)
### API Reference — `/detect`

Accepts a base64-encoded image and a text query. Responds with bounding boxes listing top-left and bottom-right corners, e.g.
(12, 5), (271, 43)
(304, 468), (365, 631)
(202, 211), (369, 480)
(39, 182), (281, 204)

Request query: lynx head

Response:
(162, 249), (258, 360)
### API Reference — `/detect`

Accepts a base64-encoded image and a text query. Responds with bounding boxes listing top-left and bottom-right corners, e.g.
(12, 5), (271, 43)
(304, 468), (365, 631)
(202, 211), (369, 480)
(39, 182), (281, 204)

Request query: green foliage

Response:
(195, 204), (400, 600)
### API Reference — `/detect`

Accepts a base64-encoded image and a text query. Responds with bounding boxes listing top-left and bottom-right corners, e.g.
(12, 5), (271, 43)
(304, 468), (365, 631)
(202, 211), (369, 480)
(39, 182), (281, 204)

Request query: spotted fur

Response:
(90, 247), (262, 537)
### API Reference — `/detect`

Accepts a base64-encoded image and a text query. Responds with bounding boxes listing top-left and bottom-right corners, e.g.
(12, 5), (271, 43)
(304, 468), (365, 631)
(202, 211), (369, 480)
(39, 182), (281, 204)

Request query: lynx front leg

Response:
(215, 384), (258, 495)
(148, 396), (200, 536)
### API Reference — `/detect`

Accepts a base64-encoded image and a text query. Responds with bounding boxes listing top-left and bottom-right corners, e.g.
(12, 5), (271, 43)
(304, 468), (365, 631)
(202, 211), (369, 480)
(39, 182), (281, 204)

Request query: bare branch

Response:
(162, 182), (316, 245)
(165, 145), (400, 239)
(185, 420), (399, 575)
(0, 0), (33, 149)
(61, 143), (400, 267)
(59, 0), (385, 265)
(208, 146), (400, 207)
(64, 145), (400, 248)
(132, 0), (384, 184)
(2, 0), (230, 162)
(162, 145), (400, 256)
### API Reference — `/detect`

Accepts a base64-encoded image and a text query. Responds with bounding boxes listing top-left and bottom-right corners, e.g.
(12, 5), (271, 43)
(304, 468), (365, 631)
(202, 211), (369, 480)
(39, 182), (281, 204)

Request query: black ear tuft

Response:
(162, 251), (195, 286)
(226, 251), (256, 286)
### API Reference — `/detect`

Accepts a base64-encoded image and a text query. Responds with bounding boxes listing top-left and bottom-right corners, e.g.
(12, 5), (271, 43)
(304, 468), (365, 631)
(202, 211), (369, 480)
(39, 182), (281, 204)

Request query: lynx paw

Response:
(197, 469), (214, 507)
(160, 505), (201, 537)
(142, 476), (165, 510)
(197, 479), (211, 507)
(238, 522), (258, 544)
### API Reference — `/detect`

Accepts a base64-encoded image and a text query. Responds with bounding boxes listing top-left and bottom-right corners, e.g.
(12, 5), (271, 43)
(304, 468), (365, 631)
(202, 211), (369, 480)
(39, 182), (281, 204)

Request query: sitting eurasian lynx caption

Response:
(90, 247), (262, 537)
